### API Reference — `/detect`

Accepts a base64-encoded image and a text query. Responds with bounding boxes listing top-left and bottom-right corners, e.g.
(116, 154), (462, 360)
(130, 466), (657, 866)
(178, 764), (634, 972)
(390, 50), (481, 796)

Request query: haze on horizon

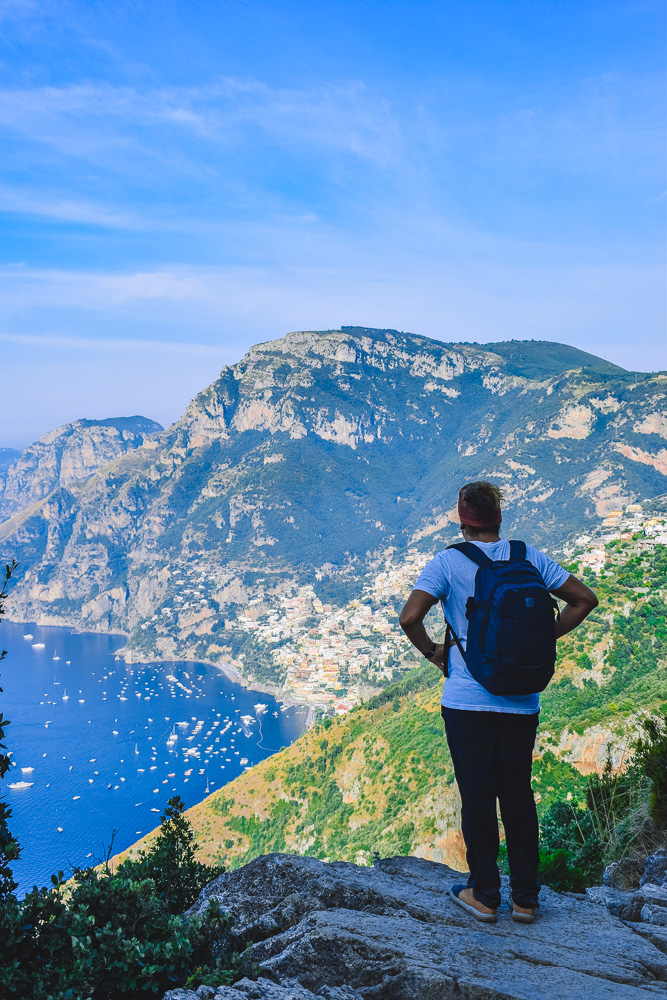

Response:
(1, 0), (665, 447)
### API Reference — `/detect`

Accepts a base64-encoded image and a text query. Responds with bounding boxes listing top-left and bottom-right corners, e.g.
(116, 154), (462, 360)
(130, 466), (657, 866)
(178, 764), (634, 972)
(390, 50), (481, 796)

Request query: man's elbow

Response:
(399, 609), (418, 631)
(579, 590), (599, 613)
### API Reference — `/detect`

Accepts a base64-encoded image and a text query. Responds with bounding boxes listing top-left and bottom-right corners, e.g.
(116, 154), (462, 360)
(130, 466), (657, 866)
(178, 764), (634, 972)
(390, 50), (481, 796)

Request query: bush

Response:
(538, 848), (586, 893)
(0, 797), (240, 999)
(632, 714), (667, 828)
(119, 796), (224, 914)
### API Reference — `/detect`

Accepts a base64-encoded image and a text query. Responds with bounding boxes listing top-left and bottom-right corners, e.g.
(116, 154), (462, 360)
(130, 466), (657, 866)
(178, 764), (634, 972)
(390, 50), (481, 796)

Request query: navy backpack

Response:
(444, 540), (560, 696)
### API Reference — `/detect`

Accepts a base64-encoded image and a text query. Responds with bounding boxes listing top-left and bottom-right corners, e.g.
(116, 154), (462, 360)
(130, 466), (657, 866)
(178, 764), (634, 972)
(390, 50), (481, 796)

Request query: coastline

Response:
(6, 613), (318, 719)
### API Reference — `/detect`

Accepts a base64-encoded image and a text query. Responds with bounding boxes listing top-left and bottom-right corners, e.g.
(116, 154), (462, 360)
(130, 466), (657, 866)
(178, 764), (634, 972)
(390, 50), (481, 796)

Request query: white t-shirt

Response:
(414, 539), (569, 714)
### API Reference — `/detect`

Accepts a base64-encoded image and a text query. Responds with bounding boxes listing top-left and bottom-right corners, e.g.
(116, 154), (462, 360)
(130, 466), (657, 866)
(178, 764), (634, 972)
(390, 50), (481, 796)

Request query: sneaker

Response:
(449, 883), (498, 923)
(509, 894), (536, 923)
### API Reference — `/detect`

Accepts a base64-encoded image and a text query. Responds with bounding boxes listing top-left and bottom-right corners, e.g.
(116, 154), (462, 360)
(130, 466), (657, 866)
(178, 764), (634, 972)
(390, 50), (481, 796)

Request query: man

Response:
(399, 481), (598, 923)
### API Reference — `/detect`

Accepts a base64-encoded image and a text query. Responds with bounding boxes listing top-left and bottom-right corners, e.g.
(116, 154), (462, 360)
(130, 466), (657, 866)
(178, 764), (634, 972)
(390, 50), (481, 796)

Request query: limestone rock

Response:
(163, 979), (362, 999)
(180, 853), (667, 999)
(0, 415), (162, 522)
(604, 856), (646, 891)
(642, 852), (667, 888)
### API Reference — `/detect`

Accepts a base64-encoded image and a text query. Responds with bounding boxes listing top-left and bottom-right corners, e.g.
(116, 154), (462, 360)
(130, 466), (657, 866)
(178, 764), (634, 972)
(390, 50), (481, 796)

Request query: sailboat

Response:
(53, 650), (60, 660)
(62, 689), (69, 700)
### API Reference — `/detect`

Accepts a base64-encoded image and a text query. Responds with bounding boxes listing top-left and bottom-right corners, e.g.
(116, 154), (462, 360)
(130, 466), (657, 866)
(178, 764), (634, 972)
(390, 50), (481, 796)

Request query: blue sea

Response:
(1, 622), (308, 897)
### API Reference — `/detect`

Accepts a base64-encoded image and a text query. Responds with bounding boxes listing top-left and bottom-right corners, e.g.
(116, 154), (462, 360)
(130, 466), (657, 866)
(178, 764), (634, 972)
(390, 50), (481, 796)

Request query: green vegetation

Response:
(536, 714), (667, 891)
(1, 799), (241, 999)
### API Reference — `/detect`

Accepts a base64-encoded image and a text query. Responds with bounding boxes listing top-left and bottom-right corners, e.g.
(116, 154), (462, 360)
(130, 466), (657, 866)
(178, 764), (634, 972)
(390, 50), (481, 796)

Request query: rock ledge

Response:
(164, 853), (667, 999)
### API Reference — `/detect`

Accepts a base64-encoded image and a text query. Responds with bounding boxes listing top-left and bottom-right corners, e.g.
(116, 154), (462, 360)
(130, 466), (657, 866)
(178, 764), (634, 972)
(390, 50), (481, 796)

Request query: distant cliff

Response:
(0, 415), (163, 521)
(1, 328), (666, 692)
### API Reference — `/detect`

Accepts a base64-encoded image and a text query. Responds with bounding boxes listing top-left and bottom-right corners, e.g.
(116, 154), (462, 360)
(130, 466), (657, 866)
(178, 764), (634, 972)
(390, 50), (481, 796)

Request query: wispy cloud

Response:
(0, 184), (141, 227)
(0, 330), (233, 356)
(0, 78), (404, 167)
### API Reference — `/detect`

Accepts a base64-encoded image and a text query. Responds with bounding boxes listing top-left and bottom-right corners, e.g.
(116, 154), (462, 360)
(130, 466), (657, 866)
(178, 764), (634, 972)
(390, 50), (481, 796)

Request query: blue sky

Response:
(1, 0), (665, 446)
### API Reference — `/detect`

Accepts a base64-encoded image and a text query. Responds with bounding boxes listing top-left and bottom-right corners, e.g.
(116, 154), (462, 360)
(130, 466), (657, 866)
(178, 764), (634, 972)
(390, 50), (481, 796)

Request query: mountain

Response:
(0, 448), (21, 474)
(1, 328), (666, 695)
(110, 507), (667, 878)
(0, 416), (163, 522)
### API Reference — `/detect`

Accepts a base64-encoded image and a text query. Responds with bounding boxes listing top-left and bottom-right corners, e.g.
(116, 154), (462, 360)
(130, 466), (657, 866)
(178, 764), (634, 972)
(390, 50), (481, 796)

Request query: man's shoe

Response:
(509, 894), (536, 923)
(449, 884), (498, 923)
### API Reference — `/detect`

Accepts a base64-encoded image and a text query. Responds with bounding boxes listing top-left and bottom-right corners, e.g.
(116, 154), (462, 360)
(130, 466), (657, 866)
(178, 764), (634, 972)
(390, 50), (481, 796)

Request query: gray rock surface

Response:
(604, 856), (646, 891)
(590, 852), (667, 923)
(642, 852), (667, 888)
(175, 853), (667, 999)
(164, 979), (362, 999)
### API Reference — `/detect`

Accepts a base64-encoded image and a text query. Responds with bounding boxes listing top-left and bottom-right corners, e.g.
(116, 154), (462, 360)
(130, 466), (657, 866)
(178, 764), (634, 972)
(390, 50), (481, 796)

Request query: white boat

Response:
(9, 781), (33, 789)
(23, 633), (33, 639)
(135, 743), (139, 754)
(62, 690), (69, 700)
(21, 766), (34, 773)
(239, 758), (249, 765)
(254, 703), (268, 713)
(240, 715), (254, 725)
(53, 651), (60, 660)
(65, 660), (71, 665)
(32, 642), (45, 649)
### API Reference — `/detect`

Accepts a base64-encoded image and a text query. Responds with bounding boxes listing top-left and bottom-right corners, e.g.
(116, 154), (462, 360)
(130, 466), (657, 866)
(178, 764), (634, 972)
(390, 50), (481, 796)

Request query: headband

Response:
(458, 497), (502, 528)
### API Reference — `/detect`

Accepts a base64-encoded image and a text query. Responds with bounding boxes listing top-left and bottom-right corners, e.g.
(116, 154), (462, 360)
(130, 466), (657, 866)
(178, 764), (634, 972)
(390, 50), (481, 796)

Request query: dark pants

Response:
(442, 706), (540, 909)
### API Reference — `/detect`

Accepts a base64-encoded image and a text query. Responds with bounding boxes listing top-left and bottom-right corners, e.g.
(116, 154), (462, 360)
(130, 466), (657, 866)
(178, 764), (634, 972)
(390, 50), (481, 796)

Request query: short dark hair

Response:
(458, 480), (504, 529)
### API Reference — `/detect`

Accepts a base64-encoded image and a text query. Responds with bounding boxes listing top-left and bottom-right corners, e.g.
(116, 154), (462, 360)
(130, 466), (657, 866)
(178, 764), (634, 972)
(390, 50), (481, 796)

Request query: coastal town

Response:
(133, 497), (667, 716)
(231, 549), (435, 711)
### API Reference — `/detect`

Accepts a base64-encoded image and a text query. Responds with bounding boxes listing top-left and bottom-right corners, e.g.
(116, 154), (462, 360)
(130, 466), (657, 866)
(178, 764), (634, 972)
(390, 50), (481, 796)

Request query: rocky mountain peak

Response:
(0, 414), (163, 522)
(1, 329), (665, 673)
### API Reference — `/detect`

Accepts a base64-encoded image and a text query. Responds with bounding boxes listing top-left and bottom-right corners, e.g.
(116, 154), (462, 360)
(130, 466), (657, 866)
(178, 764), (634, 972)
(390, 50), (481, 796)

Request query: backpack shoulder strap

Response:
(446, 541), (493, 566)
(509, 539), (527, 562)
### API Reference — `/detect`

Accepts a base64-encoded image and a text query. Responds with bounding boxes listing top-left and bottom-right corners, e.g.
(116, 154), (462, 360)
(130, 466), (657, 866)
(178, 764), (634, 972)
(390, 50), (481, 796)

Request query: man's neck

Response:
(462, 528), (501, 543)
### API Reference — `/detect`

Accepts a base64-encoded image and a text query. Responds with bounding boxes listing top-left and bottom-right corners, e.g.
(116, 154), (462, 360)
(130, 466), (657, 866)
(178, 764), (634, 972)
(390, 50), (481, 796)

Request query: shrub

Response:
(538, 848), (586, 893)
(119, 795), (224, 914)
(632, 713), (667, 828)
(0, 798), (239, 999)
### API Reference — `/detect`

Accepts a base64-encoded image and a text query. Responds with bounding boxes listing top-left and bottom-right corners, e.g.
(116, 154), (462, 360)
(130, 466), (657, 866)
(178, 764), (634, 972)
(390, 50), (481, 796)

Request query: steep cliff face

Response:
(0, 415), (163, 522)
(1, 329), (666, 678)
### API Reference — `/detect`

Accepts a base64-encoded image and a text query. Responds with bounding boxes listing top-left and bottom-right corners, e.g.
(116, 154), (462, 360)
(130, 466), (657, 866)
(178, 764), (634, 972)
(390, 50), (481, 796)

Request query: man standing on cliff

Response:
(399, 481), (598, 923)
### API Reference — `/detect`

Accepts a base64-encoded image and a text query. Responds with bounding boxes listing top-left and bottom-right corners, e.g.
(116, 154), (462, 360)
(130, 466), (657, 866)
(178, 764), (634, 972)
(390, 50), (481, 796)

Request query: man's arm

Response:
(399, 589), (449, 673)
(551, 574), (598, 638)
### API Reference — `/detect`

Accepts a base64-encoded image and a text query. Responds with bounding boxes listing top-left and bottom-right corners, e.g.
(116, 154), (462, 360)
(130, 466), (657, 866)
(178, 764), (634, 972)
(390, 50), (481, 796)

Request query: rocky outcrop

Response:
(587, 850), (667, 934)
(0, 415), (162, 522)
(165, 853), (667, 999)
